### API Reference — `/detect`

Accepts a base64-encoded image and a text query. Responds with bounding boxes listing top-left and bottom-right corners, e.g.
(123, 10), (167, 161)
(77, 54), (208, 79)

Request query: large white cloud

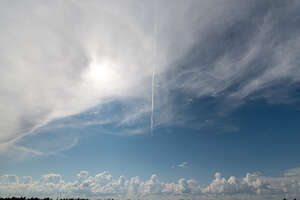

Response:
(0, 0), (157, 151)
(1, 169), (300, 199)
(1, 0), (300, 154)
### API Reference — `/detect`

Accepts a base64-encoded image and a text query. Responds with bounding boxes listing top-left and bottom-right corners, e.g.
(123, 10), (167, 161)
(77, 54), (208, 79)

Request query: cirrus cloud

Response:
(1, 0), (300, 155)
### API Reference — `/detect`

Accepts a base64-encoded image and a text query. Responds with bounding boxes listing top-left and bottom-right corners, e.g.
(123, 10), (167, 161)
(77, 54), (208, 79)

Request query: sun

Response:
(84, 58), (120, 89)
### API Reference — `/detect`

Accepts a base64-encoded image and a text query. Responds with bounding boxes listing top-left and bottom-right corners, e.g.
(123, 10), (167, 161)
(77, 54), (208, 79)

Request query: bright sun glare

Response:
(85, 58), (120, 88)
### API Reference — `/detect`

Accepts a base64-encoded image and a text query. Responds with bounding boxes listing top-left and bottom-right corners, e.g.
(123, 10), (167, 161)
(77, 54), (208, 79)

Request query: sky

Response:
(1, 0), (300, 199)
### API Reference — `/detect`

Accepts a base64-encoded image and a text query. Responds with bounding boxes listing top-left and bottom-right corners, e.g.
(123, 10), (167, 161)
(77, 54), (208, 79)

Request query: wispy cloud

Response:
(178, 162), (189, 168)
(1, 0), (300, 155)
(172, 162), (189, 169)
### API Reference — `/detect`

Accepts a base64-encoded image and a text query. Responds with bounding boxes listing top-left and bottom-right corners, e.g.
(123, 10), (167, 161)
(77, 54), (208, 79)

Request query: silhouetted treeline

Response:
(0, 198), (94, 200)
(0, 197), (297, 200)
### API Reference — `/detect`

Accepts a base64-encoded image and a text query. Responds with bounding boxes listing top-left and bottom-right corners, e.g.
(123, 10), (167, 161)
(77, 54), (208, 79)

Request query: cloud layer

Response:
(1, 0), (300, 153)
(1, 169), (300, 199)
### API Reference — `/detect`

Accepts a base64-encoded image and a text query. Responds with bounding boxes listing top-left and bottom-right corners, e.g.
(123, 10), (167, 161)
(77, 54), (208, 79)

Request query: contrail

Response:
(151, 25), (157, 135)
(151, 2), (158, 135)
(151, 66), (155, 135)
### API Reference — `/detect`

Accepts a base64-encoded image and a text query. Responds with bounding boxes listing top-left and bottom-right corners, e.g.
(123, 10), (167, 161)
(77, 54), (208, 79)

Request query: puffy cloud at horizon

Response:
(1, 169), (300, 199)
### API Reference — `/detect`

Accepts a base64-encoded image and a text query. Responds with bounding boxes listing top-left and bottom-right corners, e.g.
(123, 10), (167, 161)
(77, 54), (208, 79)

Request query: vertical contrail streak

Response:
(151, 63), (155, 135)
(151, 1), (158, 135)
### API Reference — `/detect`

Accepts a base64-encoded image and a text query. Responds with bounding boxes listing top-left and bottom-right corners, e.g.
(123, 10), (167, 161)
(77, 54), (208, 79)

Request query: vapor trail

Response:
(151, 72), (156, 133)
(151, 2), (158, 135)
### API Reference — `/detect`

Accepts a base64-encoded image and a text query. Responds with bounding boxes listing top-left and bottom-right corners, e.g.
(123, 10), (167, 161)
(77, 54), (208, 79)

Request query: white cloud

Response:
(1, 169), (300, 199)
(41, 174), (63, 185)
(0, 0), (158, 151)
(1, 0), (300, 155)
(172, 161), (189, 169)
(76, 171), (89, 182)
(0, 175), (19, 185)
(20, 176), (32, 184)
(178, 162), (189, 168)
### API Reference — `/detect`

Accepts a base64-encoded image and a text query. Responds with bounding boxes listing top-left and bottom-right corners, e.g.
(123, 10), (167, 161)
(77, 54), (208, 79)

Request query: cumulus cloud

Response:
(203, 172), (269, 195)
(0, 175), (19, 185)
(41, 174), (63, 185)
(1, 169), (300, 199)
(1, 0), (300, 154)
(20, 176), (32, 185)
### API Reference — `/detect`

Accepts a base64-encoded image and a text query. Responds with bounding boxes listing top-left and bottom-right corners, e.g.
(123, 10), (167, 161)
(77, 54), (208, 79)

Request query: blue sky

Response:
(3, 98), (300, 183)
(1, 0), (300, 199)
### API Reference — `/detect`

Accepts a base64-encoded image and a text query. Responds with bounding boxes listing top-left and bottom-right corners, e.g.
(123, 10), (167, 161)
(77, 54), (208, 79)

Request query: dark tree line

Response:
(0, 198), (297, 200)
(0, 198), (92, 200)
